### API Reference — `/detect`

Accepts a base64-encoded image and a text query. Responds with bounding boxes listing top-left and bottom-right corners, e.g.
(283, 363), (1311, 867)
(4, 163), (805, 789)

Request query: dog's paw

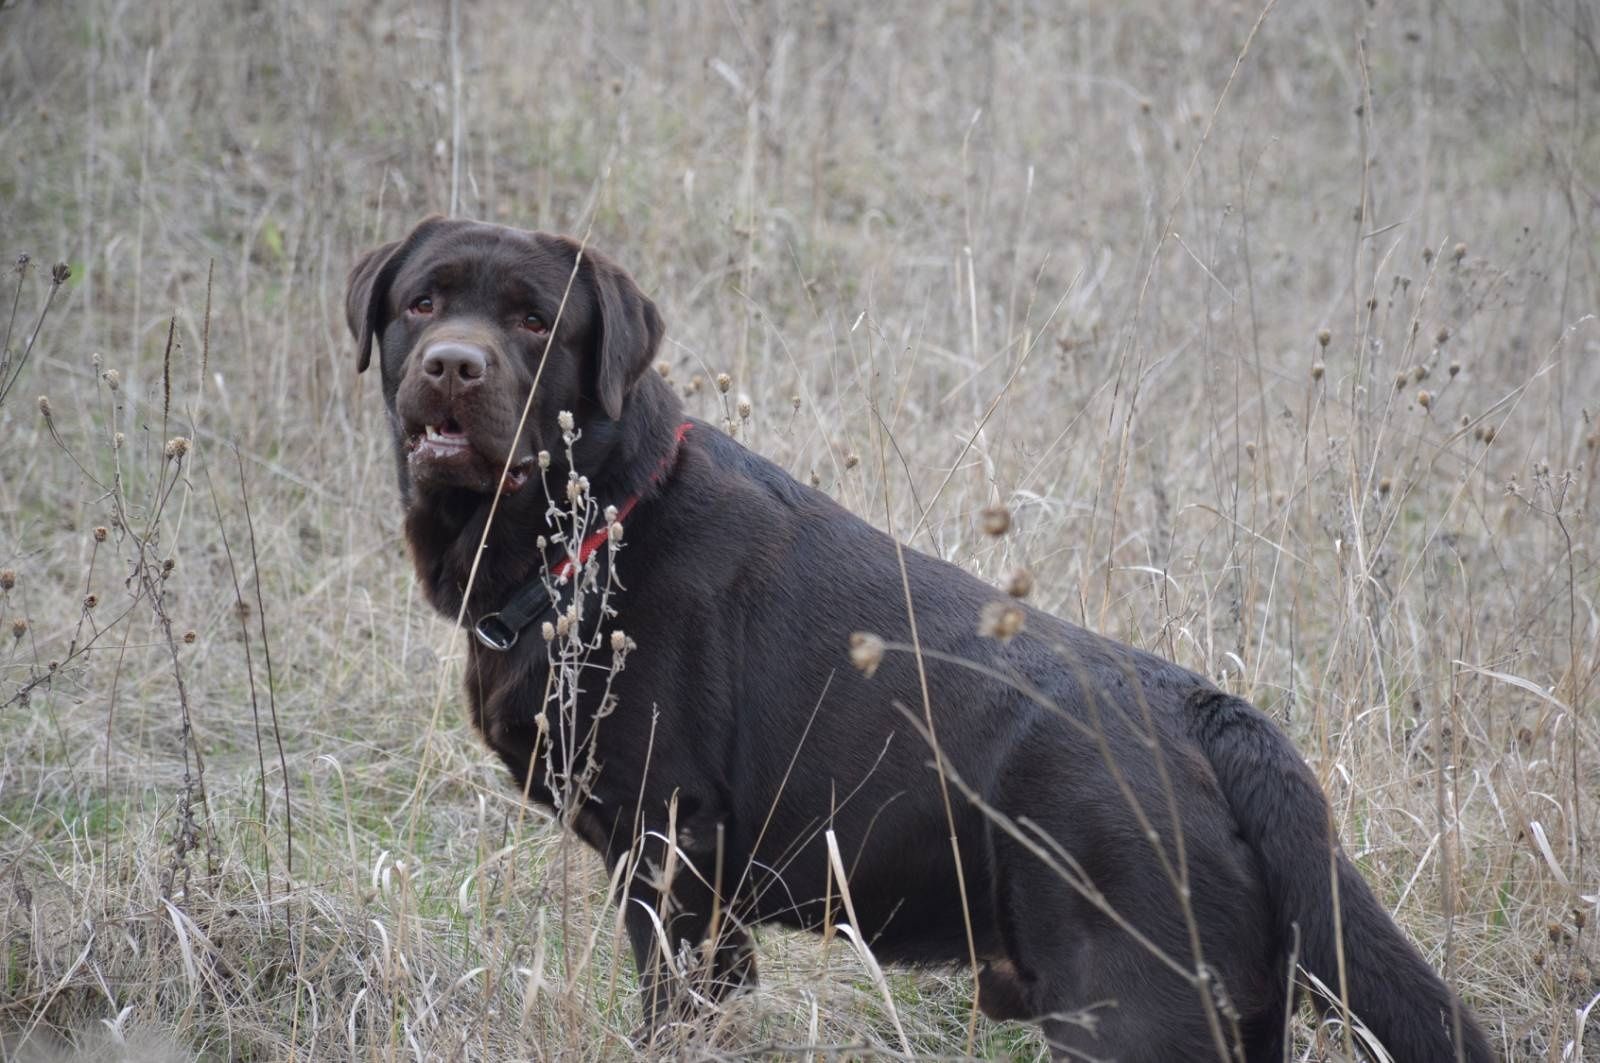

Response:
(977, 959), (1038, 1021)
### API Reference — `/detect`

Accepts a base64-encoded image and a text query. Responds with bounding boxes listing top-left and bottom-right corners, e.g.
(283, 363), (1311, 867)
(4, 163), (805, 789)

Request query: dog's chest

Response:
(464, 640), (653, 802)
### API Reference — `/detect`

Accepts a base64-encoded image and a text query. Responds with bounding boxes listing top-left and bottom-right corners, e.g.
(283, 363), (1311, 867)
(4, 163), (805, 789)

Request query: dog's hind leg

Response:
(989, 827), (1255, 1062)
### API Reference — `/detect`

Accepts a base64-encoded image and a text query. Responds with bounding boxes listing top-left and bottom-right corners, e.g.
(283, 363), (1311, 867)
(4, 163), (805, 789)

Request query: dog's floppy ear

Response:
(586, 249), (664, 421)
(345, 240), (398, 374)
(345, 215), (447, 374)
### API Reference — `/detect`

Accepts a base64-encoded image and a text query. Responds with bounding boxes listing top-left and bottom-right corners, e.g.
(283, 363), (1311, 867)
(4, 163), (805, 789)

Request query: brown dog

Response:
(347, 216), (1495, 1061)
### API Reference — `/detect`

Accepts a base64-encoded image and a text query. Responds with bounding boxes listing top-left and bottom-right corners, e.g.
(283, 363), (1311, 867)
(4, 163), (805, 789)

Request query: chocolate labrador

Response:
(346, 216), (1493, 1062)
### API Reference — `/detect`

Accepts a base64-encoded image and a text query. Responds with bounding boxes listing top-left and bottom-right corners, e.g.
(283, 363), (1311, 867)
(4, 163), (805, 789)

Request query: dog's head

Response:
(345, 217), (663, 499)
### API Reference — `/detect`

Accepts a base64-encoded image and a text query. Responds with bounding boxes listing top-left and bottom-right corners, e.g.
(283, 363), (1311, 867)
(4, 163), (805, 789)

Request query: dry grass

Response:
(2, 1), (1598, 1059)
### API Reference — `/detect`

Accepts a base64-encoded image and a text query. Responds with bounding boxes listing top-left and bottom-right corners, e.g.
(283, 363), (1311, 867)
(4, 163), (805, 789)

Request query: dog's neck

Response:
(556, 372), (684, 508)
(404, 373), (687, 620)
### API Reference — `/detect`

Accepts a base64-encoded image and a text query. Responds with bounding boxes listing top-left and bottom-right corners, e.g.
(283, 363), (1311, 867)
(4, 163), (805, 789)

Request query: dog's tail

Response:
(1187, 689), (1495, 1063)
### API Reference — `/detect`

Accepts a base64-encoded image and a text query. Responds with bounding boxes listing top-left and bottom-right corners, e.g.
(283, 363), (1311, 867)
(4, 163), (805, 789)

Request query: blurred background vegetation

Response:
(2, 1), (1597, 1058)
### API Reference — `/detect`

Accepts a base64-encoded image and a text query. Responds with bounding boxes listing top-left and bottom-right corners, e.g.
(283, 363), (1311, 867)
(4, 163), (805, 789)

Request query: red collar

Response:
(474, 420), (693, 652)
(553, 419), (693, 580)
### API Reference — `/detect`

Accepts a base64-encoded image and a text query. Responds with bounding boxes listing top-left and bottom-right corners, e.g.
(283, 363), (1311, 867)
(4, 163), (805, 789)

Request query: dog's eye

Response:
(408, 296), (435, 316)
(521, 313), (548, 335)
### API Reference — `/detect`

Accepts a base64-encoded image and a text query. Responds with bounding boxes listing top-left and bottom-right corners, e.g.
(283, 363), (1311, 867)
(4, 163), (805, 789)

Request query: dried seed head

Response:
(557, 410), (575, 433)
(656, 362), (672, 378)
(50, 262), (70, 285)
(791, 394), (802, 411)
(537, 450), (551, 469)
(1412, 364), (1429, 382)
(1436, 326), (1451, 345)
(981, 504), (1012, 536)
(1245, 441), (1257, 460)
(715, 372), (732, 394)
(541, 621), (556, 642)
(93, 526), (108, 543)
(808, 470), (821, 488)
(113, 432), (124, 449)
(10, 618), (25, 640)
(164, 436), (191, 459)
(1394, 372), (1409, 391)
(1416, 389), (1432, 409)
(1422, 246), (1435, 264)
(566, 476), (588, 502)
(979, 600), (1026, 642)
(1453, 242), (1467, 263)
(161, 558), (175, 577)
(1448, 361), (1461, 377)
(1317, 328), (1331, 348)
(604, 504), (619, 523)
(83, 593), (98, 609)
(183, 630), (197, 644)
(0, 569), (14, 591)
(103, 369), (120, 391)
(1378, 478), (1392, 495)
(849, 631), (885, 678)
(843, 452), (860, 470)
(1310, 362), (1325, 381)
(37, 396), (51, 417)
(737, 395), (752, 420)
(1005, 567), (1034, 598)
(688, 374), (704, 394)
(1481, 425), (1497, 444)
(610, 629), (629, 653)
(555, 613), (572, 638)
(608, 521), (624, 542)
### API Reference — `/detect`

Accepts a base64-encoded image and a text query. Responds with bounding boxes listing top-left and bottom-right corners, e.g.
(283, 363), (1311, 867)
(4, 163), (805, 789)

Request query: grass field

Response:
(2, 1), (1598, 1059)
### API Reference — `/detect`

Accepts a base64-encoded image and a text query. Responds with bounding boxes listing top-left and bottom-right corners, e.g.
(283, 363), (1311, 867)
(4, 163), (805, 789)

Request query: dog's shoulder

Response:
(679, 418), (818, 512)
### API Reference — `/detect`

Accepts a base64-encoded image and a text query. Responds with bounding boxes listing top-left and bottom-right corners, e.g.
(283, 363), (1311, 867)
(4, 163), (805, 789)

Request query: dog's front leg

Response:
(617, 818), (758, 1041)
(623, 894), (680, 1039)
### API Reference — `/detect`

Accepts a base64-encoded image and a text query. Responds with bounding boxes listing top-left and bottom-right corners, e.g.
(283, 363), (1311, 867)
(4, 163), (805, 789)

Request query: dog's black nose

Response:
(422, 341), (488, 381)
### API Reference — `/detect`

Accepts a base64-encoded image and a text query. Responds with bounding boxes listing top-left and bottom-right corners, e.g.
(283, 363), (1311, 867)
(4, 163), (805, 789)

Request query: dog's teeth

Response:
(425, 425), (441, 440)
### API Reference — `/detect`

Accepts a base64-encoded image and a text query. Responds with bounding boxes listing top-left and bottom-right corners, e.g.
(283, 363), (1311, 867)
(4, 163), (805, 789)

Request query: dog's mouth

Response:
(417, 416), (469, 449)
(404, 417), (536, 494)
